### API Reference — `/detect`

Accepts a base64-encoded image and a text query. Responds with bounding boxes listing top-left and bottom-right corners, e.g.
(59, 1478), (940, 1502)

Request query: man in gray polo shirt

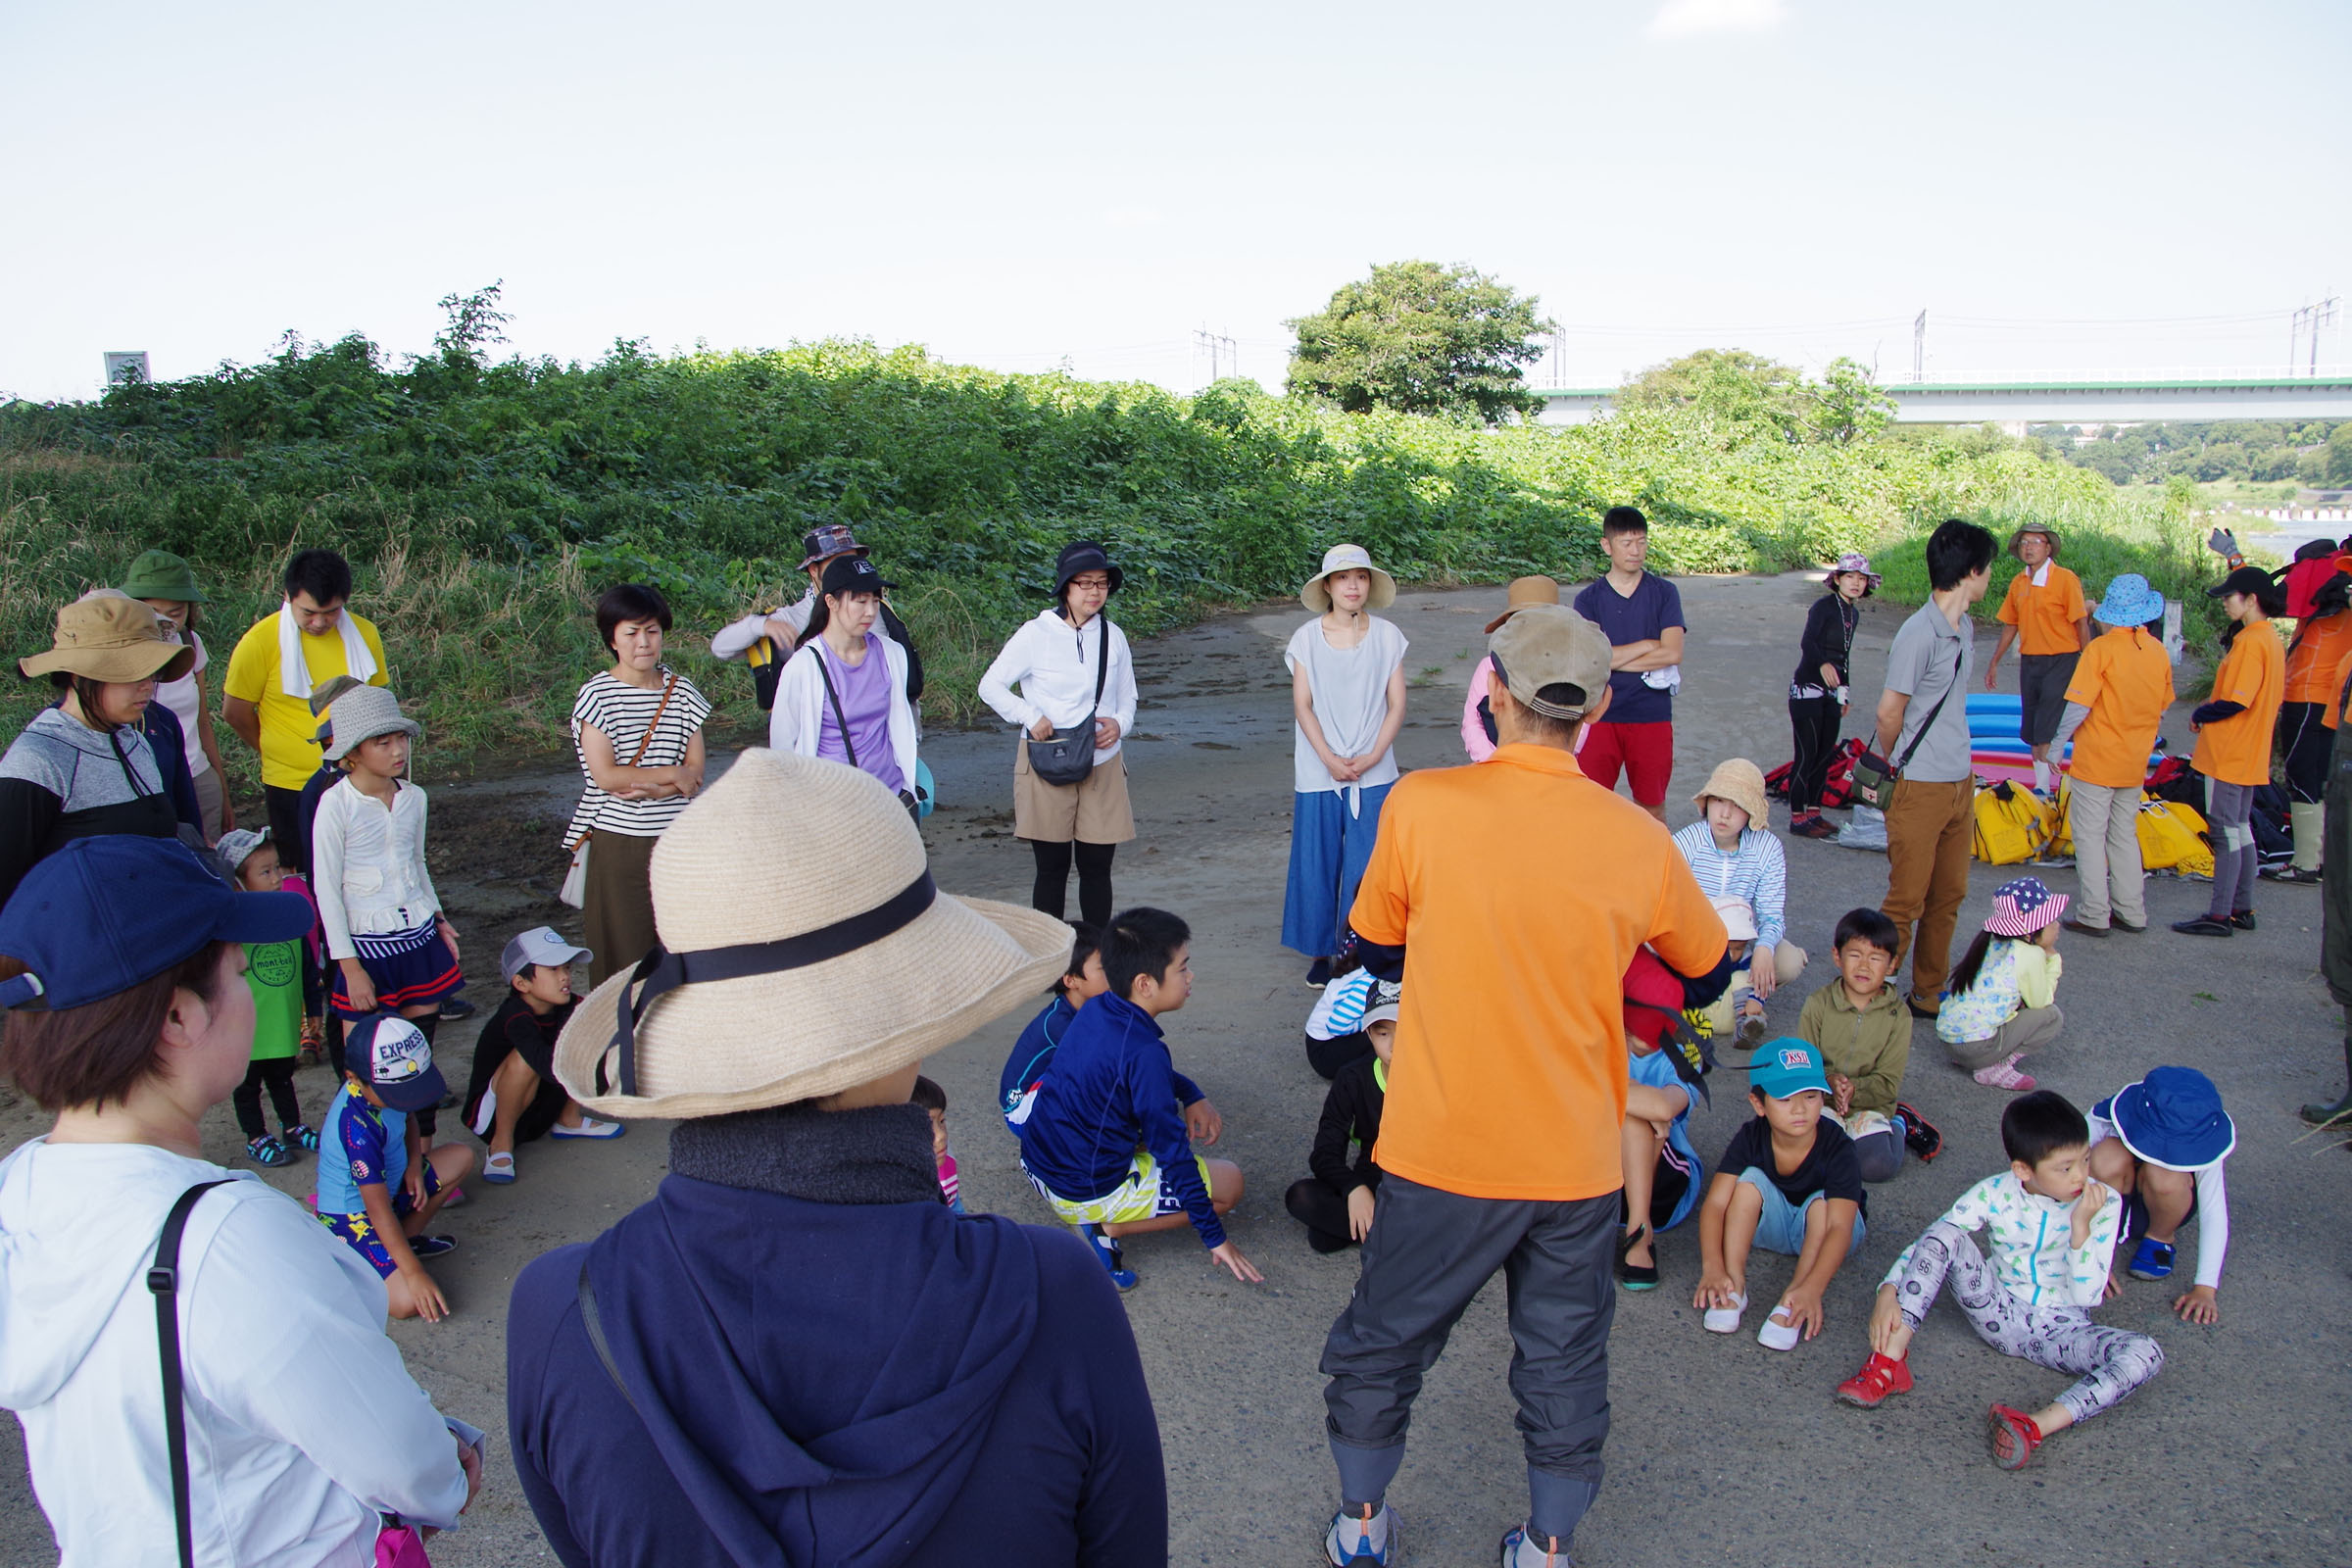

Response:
(1872, 518), (1995, 1015)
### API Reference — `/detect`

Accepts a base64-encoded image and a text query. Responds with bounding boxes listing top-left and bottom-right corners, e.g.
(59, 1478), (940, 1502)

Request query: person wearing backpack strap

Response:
(770, 555), (921, 811)
(710, 523), (926, 710)
(1872, 519), (1996, 1019)
(0, 837), (479, 1564)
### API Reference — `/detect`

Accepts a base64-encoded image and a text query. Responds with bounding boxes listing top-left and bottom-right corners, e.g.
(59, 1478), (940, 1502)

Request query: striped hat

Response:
(1984, 876), (2067, 938)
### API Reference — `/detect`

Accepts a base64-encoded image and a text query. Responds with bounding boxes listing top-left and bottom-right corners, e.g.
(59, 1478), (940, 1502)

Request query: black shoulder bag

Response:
(1851, 641), (1962, 811)
(1025, 616), (1109, 787)
(151, 1180), (233, 1568)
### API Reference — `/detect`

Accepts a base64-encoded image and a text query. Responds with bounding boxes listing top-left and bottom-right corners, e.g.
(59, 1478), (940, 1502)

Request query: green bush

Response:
(0, 336), (2230, 777)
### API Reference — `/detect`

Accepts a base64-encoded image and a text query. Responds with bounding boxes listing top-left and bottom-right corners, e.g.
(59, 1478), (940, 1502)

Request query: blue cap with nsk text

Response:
(0, 837), (313, 1011)
(1749, 1039), (1833, 1102)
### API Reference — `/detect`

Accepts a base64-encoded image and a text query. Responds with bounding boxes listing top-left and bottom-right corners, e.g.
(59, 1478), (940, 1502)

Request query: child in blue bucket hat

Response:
(2086, 1066), (2234, 1325)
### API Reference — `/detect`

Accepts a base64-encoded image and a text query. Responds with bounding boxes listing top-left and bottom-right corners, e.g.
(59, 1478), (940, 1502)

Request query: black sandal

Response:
(1617, 1223), (1659, 1291)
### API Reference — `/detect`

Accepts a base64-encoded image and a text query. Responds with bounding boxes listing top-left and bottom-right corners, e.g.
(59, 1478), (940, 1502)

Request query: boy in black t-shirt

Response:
(463, 926), (625, 1183)
(1694, 1040), (1868, 1351)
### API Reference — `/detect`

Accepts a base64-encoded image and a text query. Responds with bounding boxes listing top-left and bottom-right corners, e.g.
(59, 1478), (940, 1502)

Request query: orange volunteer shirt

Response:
(1997, 564), (2087, 657)
(2287, 611), (2352, 705)
(2061, 627), (2173, 789)
(2192, 622), (2284, 787)
(1348, 744), (1728, 1202)
(2324, 646), (2352, 730)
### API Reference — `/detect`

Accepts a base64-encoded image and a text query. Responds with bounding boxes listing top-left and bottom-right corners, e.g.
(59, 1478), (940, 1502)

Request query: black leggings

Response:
(1030, 839), (1116, 929)
(1787, 693), (1843, 814)
(1285, 1176), (1359, 1252)
(2282, 701), (2330, 805)
(234, 1057), (303, 1141)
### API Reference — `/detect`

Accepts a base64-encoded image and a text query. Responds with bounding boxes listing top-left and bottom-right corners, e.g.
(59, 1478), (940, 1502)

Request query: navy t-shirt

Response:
(1717, 1114), (1868, 1218)
(1573, 572), (1685, 724)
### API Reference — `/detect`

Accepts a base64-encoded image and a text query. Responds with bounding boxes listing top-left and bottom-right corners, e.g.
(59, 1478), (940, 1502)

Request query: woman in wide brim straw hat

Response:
(1283, 543), (1409, 981)
(0, 589), (202, 908)
(977, 540), (1140, 930)
(1672, 758), (1807, 1033)
(1786, 553), (1879, 839)
(1463, 576), (1560, 763)
(509, 748), (1169, 1562)
(0, 835), (480, 1560)
(122, 548), (235, 843)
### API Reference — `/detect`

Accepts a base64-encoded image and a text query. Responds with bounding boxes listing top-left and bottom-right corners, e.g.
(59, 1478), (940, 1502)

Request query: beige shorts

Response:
(1012, 736), (1136, 845)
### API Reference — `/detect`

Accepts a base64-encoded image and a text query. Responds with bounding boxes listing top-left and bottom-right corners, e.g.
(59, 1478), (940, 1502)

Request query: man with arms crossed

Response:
(1317, 604), (1727, 1568)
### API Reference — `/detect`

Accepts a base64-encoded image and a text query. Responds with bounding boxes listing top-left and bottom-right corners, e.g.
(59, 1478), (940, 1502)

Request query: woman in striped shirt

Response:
(565, 584), (710, 986)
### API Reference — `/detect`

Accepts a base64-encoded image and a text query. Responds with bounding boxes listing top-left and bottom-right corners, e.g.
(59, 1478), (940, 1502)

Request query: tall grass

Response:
(0, 337), (2231, 775)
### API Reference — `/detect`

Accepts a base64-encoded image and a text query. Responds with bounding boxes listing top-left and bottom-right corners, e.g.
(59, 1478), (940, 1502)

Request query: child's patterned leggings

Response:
(1894, 1220), (2165, 1425)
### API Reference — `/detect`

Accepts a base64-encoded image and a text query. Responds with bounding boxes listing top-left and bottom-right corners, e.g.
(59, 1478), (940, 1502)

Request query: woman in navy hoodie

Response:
(506, 747), (1168, 1568)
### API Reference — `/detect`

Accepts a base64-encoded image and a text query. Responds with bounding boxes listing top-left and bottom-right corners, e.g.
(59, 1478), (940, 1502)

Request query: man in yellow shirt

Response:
(1984, 523), (2090, 796)
(221, 549), (390, 858)
(1316, 604), (1726, 1568)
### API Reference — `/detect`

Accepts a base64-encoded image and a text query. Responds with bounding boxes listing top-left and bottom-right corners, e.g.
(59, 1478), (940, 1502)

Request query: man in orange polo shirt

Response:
(2052, 573), (2174, 936)
(1984, 523), (2090, 796)
(1316, 605), (1726, 1568)
(2271, 558), (2352, 884)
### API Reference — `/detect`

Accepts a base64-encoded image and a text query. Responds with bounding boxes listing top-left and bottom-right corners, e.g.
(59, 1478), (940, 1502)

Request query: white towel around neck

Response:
(2027, 561), (2052, 588)
(275, 600), (377, 699)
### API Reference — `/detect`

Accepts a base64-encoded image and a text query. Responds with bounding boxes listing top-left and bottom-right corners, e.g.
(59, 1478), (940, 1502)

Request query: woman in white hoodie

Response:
(0, 835), (478, 1566)
(978, 541), (1140, 929)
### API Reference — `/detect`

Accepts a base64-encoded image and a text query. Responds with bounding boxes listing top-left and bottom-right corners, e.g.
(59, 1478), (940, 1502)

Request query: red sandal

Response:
(1835, 1351), (1914, 1409)
(1987, 1403), (2044, 1469)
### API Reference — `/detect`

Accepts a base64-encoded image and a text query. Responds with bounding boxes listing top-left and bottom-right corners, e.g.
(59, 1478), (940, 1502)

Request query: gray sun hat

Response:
(320, 684), (419, 760)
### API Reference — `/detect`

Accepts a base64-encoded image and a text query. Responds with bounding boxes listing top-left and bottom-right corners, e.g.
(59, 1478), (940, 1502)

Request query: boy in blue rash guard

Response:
(1015, 906), (1261, 1288)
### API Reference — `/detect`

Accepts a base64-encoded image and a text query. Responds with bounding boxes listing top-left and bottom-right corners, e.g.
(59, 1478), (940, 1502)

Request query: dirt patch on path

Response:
(4, 576), (2347, 1567)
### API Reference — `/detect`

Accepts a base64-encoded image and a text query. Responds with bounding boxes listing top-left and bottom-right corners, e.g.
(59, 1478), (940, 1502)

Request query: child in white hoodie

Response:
(1834, 1090), (2163, 1471)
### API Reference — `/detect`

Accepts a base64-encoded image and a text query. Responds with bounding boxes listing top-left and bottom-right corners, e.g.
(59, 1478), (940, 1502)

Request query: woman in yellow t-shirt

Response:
(2175, 566), (2286, 938)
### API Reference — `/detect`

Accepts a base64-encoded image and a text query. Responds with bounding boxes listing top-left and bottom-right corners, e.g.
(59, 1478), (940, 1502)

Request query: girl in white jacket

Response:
(0, 836), (478, 1565)
(769, 555), (920, 809)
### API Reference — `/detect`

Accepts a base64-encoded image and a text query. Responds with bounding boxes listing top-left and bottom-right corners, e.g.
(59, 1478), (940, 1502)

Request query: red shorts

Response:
(1577, 720), (1674, 807)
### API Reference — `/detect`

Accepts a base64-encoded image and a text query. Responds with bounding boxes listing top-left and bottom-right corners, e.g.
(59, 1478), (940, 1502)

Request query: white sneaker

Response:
(1757, 1306), (1802, 1351)
(1702, 1293), (1746, 1334)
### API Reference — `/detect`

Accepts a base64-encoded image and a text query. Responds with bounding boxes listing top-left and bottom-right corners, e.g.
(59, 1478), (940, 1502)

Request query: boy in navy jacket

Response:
(1015, 907), (1260, 1289)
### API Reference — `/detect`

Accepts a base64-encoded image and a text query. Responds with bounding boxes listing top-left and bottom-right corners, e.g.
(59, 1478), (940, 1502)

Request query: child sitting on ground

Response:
(1013, 906), (1259, 1288)
(460, 926), (622, 1185)
(1301, 935), (1380, 1079)
(1936, 876), (2068, 1093)
(912, 1075), (966, 1214)
(216, 829), (319, 1167)
(2087, 1066), (2233, 1325)
(315, 1014), (476, 1322)
(999, 922), (1105, 1131)
(1836, 1091), (2160, 1472)
(1618, 950), (1709, 1291)
(1798, 907), (1939, 1181)
(1695, 1040), (1867, 1349)
(1286, 981), (1398, 1252)
(1698, 898), (1770, 1046)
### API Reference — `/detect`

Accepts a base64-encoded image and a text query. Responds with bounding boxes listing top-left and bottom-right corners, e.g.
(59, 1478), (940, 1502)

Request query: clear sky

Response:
(5, 0), (2346, 402)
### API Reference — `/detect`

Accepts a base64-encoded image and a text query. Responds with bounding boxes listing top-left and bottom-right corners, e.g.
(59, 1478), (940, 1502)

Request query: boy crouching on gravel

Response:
(1837, 1090), (2161, 1470)
(1013, 906), (1259, 1289)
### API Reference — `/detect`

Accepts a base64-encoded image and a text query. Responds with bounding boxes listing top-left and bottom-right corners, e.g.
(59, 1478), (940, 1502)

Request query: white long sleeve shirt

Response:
(2086, 1107), (2230, 1290)
(1884, 1169), (2120, 1310)
(977, 609), (1139, 765)
(312, 776), (442, 959)
(0, 1141), (469, 1565)
(710, 591), (817, 662)
(769, 635), (919, 791)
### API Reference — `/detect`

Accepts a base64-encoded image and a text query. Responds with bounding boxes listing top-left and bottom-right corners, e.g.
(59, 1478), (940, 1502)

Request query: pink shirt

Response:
(1461, 660), (1497, 762)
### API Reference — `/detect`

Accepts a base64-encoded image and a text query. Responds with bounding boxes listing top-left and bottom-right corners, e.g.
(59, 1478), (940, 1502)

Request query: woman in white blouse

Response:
(977, 541), (1139, 928)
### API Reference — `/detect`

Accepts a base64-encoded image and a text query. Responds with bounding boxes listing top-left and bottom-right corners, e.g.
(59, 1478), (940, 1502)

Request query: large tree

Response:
(1286, 261), (1555, 425)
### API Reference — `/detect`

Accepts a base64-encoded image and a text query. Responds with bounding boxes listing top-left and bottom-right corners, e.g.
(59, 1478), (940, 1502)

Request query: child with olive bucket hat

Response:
(0, 591), (199, 907)
(506, 748), (1168, 1567)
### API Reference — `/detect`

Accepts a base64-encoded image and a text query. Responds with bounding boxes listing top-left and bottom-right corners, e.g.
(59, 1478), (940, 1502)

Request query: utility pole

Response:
(1193, 326), (1236, 388)
(1912, 311), (1927, 384)
(2292, 295), (2339, 376)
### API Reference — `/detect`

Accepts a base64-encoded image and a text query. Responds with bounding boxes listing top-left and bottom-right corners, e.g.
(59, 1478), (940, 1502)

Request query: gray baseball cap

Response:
(502, 925), (592, 984)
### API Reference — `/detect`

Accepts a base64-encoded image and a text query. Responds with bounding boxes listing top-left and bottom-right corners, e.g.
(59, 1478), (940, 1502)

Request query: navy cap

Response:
(346, 1013), (448, 1113)
(820, 555), (895, 597)
(0, 837), (315, 1011)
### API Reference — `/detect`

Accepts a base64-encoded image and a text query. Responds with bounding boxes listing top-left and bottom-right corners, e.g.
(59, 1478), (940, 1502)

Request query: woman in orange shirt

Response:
(2272, 559), (2352, 884)
(2175, 566), (2288, 938)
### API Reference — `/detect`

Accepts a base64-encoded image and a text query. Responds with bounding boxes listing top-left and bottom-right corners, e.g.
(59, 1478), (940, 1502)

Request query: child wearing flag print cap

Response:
(1936, 877), (2069, 1093)
(314, 1014), (476, 1322)
(2086, 1066), (2235, 1325)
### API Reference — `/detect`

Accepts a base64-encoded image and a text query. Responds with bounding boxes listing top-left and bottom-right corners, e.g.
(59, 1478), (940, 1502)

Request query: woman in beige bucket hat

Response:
(0, 590), (200, 906)
(1670, 759), (1808, 1037)
(510, 748), (1168, 1561)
